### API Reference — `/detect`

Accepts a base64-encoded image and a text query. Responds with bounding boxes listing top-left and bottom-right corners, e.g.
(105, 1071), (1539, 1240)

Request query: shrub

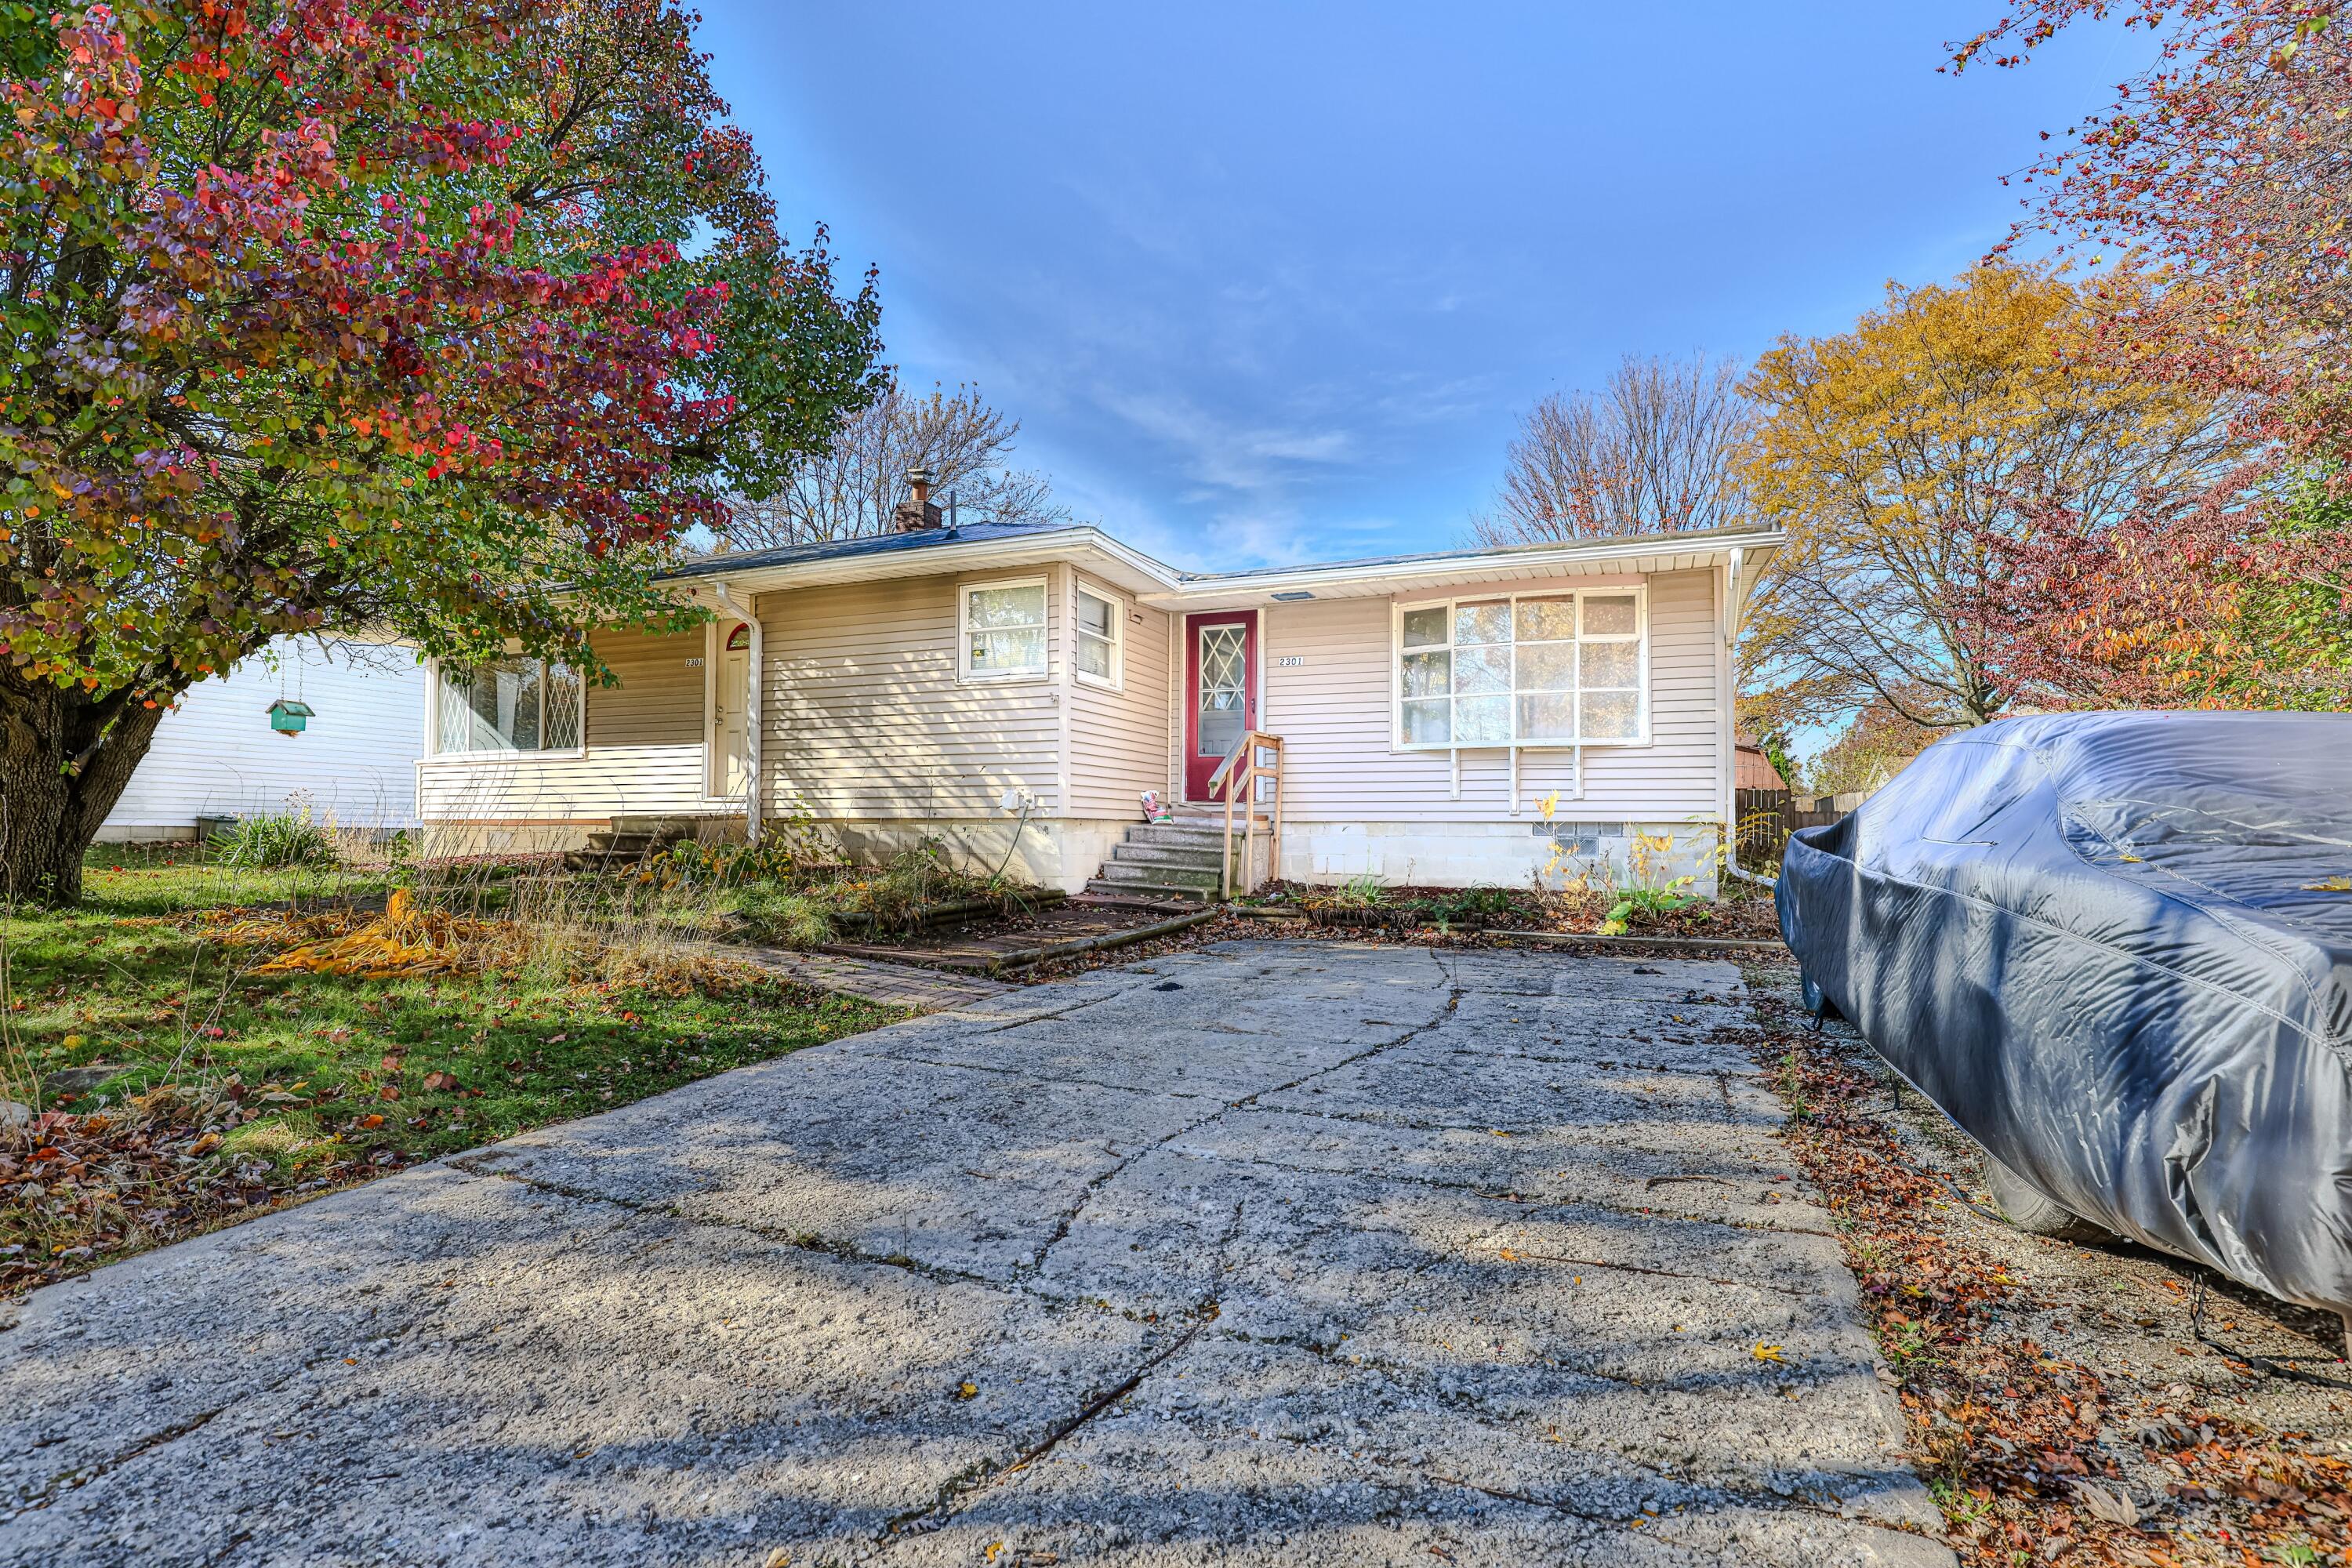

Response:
(1599, 885), (1706, 935)
(210, 811), (339, 869)
(1310, 873), (1389, 910)
(730, 885), (836, 949)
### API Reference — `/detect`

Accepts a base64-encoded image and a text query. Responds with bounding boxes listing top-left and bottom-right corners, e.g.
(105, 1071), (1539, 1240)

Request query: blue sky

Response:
(697, 2), (2147, 572)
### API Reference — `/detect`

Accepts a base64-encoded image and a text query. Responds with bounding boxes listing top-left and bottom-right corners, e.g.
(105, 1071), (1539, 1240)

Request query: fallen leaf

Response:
(2068, 1479), (2140, 1526)
(423, 1071), (459, 1092)
(377, 1085), (401, 1102)
(1751, 1343), (1788, 1363)
(187, 1132), (221, 1157)
(956, 1381), (979, 1400)
(357, 1114), (384, 1130)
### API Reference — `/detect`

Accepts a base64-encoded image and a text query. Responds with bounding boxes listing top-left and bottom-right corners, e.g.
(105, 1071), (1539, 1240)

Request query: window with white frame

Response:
(960, 577), (1048, 681)
(1396, 587), (1647, 749)
(433, 655), (583, 754)
(1073, 583), (1121, 687)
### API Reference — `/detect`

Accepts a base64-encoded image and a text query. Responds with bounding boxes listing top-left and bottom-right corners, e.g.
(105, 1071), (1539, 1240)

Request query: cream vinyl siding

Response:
(585, 625), (703, 748)
(1260, 568), (1722, 823)
(760, 571), (1064, 821)
(1066, 575), (1173, 818)
(416, 626), (715, 822)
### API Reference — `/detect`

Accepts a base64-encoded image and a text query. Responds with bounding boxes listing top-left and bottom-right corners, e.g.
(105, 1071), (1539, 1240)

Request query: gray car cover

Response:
(1777, 710), (2352, 1317)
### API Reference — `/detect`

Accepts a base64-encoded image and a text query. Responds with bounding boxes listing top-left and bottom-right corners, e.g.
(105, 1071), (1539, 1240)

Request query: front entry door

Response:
(713, 622), (751, 797)
(1184, 612), (1257, 800)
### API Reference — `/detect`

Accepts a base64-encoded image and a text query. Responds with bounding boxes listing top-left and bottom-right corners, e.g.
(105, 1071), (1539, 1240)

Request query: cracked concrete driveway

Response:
(0, 941), (1952, 1568)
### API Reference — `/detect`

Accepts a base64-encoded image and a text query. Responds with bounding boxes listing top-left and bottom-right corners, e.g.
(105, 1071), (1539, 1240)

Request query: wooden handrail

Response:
(1216, 730), (1284, 899)
(1204, 732), (1250, 792)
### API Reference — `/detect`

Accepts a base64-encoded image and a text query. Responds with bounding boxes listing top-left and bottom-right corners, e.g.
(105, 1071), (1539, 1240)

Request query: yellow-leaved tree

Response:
(1739, 265), (2238, 738)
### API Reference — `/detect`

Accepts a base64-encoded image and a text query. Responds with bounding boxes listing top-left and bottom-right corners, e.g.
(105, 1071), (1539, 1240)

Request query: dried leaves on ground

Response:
(1744, 990), (2351, 1566)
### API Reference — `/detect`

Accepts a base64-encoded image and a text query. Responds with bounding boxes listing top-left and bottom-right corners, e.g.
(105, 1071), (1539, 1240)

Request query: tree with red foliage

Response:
(0, 1), (882, 903)
(1951, 1), (2352, 707)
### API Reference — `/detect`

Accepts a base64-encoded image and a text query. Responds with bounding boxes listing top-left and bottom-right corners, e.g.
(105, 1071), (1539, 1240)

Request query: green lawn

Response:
(1, 848), (902, 1297)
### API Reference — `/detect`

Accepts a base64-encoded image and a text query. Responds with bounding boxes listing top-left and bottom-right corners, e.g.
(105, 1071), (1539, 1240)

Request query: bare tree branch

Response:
(1472, 353), (1754, 545)
(721, 380), (1069, 548)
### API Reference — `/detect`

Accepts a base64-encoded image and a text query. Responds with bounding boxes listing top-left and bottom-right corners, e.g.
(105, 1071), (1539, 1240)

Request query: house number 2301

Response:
(1273, 655), (1304, 667)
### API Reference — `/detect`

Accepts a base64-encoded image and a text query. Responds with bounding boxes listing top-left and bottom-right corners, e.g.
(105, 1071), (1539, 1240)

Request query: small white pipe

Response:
(1509, 746), (1521, 816)
(710, 580), (760, 844)
(1449, 747), (1461, 801)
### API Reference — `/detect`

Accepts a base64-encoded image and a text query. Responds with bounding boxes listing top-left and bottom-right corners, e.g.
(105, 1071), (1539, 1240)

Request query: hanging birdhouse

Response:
(267, 698), (315, 736)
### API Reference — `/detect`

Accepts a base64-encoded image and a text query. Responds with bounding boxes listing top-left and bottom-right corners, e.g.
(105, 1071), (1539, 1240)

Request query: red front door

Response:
(1184, 611), (1258, 800)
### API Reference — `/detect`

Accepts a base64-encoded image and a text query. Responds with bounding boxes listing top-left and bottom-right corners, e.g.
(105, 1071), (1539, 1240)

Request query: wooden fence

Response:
(1734, 787), (1846, 873)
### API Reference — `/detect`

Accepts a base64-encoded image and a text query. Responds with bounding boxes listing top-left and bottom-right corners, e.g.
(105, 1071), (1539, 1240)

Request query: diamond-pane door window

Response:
(1196, 624), (1247, 759)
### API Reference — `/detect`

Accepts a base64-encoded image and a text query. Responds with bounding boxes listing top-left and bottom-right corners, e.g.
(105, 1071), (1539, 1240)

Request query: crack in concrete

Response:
(4, 1337), (350, 1521)
(443, 1157), (1025, 1299)
(869, 1303), (1222, 1553)
(831, 1046), (1217, 1101)
(1406, 1044), (1759, 1080)
(1019, 992), (1457, 1279)
(1153, 1136), (1838, 1240)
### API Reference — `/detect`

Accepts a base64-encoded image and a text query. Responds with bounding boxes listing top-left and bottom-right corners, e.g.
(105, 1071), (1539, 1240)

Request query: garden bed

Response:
(1233, 879), (1784, 942)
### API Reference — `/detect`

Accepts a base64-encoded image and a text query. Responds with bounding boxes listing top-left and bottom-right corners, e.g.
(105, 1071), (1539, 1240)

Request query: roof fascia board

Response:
(663, 528), (1183, 599)
(1138, 528), (1788, 608)
(656, 525), (1784, 609)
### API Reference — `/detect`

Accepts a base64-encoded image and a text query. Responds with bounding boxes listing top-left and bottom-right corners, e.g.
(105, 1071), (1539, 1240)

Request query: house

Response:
(100, 637), (427, 843)
(1735, 731), (1791, 792)
(412, 479), (1783, 896)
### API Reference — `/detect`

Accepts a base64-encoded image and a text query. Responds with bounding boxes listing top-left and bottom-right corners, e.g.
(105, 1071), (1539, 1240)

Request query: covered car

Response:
(1777, 711), (2352, 1319)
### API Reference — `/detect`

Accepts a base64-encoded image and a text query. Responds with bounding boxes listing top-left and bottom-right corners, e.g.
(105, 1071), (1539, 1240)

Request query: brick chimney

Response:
(893, 466), (943, 532)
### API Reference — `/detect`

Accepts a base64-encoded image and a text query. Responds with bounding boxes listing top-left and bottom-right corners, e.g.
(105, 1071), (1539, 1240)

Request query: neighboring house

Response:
(1735, 731), (1791, 792)
(413, 485), (1783, 895)
(100, 637), (428, 842)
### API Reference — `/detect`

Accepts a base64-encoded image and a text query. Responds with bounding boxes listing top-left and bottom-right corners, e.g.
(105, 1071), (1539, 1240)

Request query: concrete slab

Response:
(0, 942), (1950, 1566)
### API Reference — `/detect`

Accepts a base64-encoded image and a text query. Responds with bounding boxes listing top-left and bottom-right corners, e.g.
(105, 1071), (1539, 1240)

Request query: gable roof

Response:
(665, 521), (1091, 581)
(663, 518), (1784, 612)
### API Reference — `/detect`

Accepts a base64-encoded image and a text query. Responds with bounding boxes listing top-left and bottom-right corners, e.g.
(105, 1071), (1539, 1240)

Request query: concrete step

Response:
(1127, 822), (1233, 849)
(1083, 877), (1211, 905)
(1109, 842), (1227, 872)
(1097, 860), (1222, 892)
(1166, 804), (1269, 823)
(583, 832), (659, 853)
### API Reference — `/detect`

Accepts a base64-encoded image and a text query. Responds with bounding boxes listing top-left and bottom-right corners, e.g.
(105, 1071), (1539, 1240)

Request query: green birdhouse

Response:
(267, 698), (315, 736)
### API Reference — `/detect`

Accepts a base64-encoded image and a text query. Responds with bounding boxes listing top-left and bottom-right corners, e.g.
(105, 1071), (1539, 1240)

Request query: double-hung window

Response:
(433, 655), (583, 755)
(1073, 584), (1122, 688)
(960, 577), (1048, 681)
(1396, 588), (1647, 749)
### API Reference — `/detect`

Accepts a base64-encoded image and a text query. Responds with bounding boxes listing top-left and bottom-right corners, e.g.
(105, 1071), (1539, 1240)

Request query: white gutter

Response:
(710, 580), (760, 844)
(1158, 526), (1790, 603)
(662, 524), (1789, 609)
(665, 527), (1185, 600)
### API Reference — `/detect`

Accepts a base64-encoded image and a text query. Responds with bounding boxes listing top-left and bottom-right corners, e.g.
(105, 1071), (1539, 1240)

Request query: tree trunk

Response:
(0, 672), (167, 908)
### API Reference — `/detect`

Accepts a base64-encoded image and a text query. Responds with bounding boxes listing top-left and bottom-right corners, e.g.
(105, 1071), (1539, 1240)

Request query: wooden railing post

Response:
(1269, 735), (1283, 889)
(1221, 760), (1235, 899)
(1210, 730), (1283, 900)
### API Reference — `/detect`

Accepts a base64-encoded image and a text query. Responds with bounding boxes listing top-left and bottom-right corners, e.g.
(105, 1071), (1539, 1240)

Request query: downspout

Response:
(710, 580), (761, 844)
(1719, 547), (1773, 887)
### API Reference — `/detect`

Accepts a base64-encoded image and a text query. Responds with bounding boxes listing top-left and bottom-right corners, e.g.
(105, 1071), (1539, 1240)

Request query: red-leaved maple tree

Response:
(1, 1), (882, 902)
(1950, 1), (2352, 709)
